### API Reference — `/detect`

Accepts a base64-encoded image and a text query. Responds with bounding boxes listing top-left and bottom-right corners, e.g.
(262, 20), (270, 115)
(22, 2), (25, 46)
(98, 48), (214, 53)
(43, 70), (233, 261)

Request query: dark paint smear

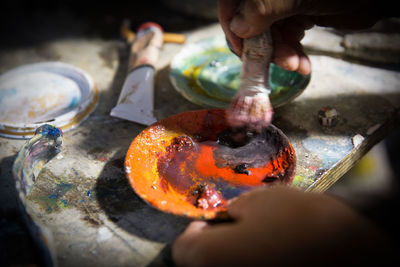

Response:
(157, 126), (292, 210)
(214, 126), (289, 169)
(233, 163), (251, 175)
(158, 136), (197, 193)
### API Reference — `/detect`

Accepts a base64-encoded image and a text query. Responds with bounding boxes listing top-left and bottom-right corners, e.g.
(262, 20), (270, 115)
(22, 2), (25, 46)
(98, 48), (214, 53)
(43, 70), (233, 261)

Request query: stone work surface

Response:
(1, 12), (399, 267)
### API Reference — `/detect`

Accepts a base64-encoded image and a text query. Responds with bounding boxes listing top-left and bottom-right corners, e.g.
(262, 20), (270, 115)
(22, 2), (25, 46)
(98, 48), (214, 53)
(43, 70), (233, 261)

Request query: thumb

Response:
(230, 0), (297, 38)
(172, 220), (209, 266)
(229, 0), (275, 38)
(227, 184), (292, 219)
(227, 186), (270, 219)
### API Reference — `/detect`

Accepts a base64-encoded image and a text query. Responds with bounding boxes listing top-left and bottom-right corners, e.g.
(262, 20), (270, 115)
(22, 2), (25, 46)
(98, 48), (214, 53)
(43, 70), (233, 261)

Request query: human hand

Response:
(218, 0), (384, 76)
(173, 185), (389, 266)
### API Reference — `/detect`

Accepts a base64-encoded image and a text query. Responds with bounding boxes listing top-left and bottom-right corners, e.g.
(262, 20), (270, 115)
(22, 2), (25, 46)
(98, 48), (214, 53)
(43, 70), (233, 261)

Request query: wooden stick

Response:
(121, 20), (185, 44)
(162, 33), (186, 44)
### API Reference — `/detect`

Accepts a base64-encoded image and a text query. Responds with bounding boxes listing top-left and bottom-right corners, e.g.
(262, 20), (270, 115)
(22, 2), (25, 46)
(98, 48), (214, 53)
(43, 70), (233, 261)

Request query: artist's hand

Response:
(173, 185), (390, 267)
(218, 0), (385, 75)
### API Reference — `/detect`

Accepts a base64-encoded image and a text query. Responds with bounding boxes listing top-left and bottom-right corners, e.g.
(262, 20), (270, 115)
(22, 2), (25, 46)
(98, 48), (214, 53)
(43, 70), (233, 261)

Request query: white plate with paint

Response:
(0, 62), (98, 139)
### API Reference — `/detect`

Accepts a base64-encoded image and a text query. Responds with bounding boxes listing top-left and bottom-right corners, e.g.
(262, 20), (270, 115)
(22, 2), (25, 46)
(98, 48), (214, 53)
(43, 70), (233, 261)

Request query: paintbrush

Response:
(226, 30), (274, 132)
(226, 0), (274, 132)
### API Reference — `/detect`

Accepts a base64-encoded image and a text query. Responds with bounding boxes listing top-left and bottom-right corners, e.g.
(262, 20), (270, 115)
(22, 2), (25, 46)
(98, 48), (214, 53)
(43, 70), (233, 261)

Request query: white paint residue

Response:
(366, 124), (381, 135)
(0, 71), (81, 123)
(96, 226), (112, 243)
(0, 62), (98, 139)
(125, 166), (131, 174)
(352, 134), (364, 148)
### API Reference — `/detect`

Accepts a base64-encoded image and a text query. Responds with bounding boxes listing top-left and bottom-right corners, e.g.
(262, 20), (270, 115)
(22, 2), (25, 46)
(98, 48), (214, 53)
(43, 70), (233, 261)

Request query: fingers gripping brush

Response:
(226, 30), (274, 132)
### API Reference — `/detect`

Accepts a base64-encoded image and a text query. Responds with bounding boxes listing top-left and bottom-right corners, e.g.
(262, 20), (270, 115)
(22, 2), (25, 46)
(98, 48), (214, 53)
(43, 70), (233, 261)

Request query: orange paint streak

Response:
(195, 144), (293, 186)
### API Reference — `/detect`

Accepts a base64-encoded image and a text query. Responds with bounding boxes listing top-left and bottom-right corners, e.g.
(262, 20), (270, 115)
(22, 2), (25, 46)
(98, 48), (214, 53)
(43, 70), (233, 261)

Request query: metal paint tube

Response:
(110, 22), (164, 125)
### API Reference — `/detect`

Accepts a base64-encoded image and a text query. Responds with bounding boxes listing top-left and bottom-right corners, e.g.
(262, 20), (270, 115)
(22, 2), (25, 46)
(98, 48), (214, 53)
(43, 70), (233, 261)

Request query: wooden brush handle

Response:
(240, 30), (273, 91)
(163, 33), (186, 44)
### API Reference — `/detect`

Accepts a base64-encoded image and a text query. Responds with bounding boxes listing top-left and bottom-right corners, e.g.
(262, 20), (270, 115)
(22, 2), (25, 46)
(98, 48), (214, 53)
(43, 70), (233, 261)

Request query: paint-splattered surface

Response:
(1, 22), (400, 267)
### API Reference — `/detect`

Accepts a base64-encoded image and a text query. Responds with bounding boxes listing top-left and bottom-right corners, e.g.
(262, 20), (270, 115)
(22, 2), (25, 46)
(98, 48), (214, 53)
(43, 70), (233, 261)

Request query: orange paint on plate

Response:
(125, 109), (296, 219)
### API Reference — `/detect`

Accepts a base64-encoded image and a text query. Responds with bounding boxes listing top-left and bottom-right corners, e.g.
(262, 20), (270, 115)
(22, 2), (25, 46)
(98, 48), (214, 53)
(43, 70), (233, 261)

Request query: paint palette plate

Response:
(170, 35), (311, 108)
(0, 62), (98, 139)
(125, 109), (296, 219)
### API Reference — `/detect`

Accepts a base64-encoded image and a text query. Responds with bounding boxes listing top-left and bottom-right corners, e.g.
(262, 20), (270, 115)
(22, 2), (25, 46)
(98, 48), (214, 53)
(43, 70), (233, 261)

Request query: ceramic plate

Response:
(0, 62), (98, 139)
(170, 36), (311, 108)
(125, 109), (296, 219)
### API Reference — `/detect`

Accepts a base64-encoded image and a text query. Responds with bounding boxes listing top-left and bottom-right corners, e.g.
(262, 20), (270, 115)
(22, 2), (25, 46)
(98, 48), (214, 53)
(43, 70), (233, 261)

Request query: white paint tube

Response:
(110, 22), (163, 125)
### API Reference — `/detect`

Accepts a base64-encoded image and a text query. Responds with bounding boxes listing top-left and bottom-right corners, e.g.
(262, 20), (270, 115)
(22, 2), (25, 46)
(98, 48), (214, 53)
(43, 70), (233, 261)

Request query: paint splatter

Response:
(30, 183), (73, 213)
(292, 175), (315, 188)
(302, 138), (353, 168)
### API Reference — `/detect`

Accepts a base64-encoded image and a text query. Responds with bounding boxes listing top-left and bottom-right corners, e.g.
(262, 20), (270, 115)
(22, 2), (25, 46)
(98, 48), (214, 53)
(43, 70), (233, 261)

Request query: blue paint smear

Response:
(0, 87), (17, 104)
(67, 95), (80, 109)
(213, 179), (253, 200)
(61, 199), (68, 207)
(302, 138), (353, 168)
(36, 124), (62, 138)
(48, 183), (73, 200)
(71, 168), (79, 176)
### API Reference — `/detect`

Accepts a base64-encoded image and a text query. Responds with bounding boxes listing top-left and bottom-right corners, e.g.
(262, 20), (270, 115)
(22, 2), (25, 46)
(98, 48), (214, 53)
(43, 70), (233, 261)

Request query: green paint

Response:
(33, 195), (71, 214)
(28, 169), (78, 213)
(292, 175), (315, 188)
(30, 182), (74, 213)
(25, 168), (105, 226)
